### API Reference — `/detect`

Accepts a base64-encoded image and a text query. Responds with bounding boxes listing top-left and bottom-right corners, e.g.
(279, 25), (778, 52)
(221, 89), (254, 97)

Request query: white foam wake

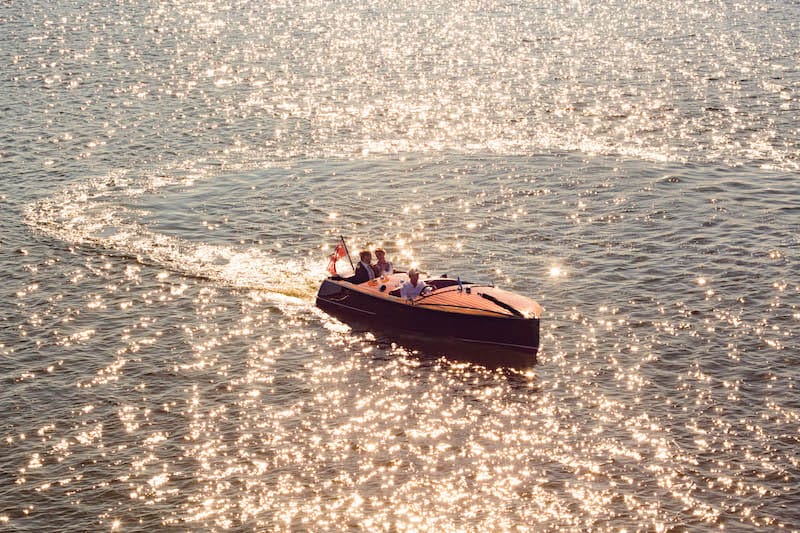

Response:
(23, 168), (326, 302)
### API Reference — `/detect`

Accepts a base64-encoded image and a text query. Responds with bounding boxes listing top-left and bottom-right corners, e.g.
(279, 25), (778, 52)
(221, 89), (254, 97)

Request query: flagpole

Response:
(339, 235), (354, 271)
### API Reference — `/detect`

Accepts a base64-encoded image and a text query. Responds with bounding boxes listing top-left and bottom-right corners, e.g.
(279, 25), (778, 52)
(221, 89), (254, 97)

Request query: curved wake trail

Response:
(23, 170), (325, 303)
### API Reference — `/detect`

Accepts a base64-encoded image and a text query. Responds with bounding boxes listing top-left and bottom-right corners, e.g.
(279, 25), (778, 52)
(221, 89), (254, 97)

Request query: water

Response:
(1, 0), (799, 530)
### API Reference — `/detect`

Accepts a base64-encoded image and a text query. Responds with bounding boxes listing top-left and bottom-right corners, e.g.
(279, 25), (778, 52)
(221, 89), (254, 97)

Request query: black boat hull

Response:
(316, 279), (539, 366)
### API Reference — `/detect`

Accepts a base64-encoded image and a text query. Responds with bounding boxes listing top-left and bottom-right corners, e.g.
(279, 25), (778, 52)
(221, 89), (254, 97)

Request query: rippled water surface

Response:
(1, 0), (799, 531)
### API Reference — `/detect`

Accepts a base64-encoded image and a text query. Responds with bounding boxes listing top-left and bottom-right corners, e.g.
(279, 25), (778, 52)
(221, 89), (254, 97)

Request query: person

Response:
(400, 268), (431, 300)
(373, 247), (393, 277)
(348, 250), (376, 284)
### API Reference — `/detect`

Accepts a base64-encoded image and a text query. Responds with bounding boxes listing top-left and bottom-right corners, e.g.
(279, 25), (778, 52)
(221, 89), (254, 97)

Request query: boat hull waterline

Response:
(316, 273), (541, 364)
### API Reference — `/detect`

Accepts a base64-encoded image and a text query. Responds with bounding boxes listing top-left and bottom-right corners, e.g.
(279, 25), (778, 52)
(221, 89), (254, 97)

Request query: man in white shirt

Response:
(400, 268), (431, 300)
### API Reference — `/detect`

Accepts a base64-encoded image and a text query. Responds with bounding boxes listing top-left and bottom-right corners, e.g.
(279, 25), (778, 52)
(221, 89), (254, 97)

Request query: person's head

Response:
(359, 250), (372, 263)
(408, 268), (419, 284)
(375, 248), (386, 261)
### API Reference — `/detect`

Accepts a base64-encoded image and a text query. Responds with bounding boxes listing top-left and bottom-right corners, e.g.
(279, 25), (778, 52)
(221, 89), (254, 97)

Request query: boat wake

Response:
(23, 168), (324, 303)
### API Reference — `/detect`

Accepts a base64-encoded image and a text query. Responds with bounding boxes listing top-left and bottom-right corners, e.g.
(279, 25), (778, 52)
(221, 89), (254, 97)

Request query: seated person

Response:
(373, 247), (393, 277)
(400, 268), (431, 300)
(347, 250), (376, 284)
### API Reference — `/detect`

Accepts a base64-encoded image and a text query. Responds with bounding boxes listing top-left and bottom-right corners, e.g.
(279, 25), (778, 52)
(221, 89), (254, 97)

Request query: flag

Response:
(326, 243), (346, 275)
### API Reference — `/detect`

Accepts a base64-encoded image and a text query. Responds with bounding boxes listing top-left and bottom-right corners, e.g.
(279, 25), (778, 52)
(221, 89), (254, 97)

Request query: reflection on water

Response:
(2, 0), (800, 530)
(6, 154), (798, 530)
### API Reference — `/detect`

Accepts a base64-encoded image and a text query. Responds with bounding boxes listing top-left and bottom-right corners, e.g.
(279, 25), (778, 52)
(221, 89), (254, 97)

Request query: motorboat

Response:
(316, 272), (542, 366)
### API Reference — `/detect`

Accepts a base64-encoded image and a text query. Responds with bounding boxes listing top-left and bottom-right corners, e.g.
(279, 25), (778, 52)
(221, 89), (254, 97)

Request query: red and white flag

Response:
(326, 243), (347, 275)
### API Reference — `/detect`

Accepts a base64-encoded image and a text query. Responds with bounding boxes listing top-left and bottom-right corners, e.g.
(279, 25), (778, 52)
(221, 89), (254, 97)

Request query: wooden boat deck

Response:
(342, 273), (542, 319)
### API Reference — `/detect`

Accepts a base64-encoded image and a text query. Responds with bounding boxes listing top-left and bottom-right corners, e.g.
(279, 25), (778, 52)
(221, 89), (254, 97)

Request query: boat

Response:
(316, 272), (542, 366)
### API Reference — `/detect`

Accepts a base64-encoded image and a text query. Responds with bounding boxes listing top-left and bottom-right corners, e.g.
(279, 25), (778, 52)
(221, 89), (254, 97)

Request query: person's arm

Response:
(348, 264), (367, 284)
